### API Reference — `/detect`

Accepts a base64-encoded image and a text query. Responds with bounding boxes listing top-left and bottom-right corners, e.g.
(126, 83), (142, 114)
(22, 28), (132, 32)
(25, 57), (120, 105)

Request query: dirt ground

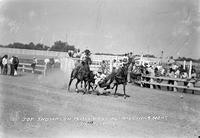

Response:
(0, 70), (200, 138)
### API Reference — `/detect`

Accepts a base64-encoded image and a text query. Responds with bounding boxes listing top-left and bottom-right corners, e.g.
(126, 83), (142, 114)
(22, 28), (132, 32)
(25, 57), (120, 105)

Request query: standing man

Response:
(101, 60), (107, 74)
(31, 57), (37, 74)
(127, 52), (134, 83)
(2, 55), (8, 75)
(112, 59), (118, 73)
(9, 56), (14, 76)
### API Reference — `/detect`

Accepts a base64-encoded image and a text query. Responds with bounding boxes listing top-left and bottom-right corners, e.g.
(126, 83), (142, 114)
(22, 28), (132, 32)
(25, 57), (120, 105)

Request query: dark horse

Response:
(68, 58), (93, 94)
(99, 63), (129, 98)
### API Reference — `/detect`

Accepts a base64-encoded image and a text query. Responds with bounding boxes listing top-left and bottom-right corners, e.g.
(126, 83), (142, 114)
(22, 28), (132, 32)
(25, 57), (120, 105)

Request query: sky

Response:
(0, 0), (199, 58)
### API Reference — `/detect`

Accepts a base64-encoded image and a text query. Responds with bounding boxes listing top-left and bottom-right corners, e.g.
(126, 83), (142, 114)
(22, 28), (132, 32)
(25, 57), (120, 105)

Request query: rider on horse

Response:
(73, 49), (92, 78)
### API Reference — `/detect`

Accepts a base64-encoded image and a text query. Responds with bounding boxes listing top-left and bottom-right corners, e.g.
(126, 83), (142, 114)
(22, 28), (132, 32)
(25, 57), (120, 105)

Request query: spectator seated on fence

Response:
(190, 68), (197, 80)
(175, 68), (180, 78)
(147, 66), (155, 76)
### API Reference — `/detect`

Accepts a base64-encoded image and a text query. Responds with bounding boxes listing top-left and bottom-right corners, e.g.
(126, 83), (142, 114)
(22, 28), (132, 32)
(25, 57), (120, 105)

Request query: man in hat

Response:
(73, 49), (92, 77)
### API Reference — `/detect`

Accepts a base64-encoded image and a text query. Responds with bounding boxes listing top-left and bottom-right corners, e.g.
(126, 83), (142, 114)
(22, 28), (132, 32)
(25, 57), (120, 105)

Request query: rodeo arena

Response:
(0, 47), (200, 138)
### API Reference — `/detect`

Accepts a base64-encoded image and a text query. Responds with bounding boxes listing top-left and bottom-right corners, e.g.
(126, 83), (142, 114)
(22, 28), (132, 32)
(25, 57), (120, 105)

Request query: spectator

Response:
(191, 68), (197, 79)
(9, 56), (14, 76)
(112, 59), (118, 72)
(13, 56), (19, 76)
(31, 57), (37, 74)
(101, 60), (107, 74)
(154, 67), (162, 90)
(0, 56), (3, 74)
(2, 55), (8, 75)
(167, 68), (175, 91)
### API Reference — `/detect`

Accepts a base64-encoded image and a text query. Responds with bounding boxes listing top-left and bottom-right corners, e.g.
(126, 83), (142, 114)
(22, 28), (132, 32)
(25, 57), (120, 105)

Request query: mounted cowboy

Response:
(73, 49), (92, 77)
(68, 49), (93, 93)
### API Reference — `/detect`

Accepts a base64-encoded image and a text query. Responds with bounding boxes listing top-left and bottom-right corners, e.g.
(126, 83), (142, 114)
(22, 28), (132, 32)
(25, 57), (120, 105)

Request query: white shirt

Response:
(2, 58), (8, 65)
(33, 59), (38, 64)
(113, 62), (118, 69)
(44, 58), (50, 64)
(95, 73), (106, 85)
(9, 57), (13, 64)
(80, 53), (86, 61)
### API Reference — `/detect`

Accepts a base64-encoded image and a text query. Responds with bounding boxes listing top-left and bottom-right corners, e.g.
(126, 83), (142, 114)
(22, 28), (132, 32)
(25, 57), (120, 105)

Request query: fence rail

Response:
(18, 63), (47, 76)
(138, 75), (200, 94)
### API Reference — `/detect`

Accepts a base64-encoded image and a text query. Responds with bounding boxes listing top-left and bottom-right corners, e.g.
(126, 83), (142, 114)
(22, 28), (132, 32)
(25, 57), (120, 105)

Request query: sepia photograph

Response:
(0, 0), (200, 137)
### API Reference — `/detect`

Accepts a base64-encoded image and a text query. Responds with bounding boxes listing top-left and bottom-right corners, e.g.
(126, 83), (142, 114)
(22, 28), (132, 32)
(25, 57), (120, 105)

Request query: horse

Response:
(98, 63), (129, 98)
(110, 63), (129, 98)
(68, 62), (94, 94)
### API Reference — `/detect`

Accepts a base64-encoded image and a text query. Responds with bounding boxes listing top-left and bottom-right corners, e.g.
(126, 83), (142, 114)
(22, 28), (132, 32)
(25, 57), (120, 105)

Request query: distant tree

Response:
(50, 41), (67, 52)
(35, 43), (44, 50)
(49, 40), (76, 52)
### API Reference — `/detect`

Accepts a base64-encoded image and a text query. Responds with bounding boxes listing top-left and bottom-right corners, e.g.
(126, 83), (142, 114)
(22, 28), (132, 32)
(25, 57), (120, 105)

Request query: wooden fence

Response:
(18, 63), (47, 76)
(137, 75), (200, 94)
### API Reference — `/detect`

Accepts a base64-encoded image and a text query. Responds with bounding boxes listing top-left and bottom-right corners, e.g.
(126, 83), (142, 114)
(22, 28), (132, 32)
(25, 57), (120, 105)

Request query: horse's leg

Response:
(81, 81), (83, 88)
(123, 84), (127, 99)
(83, 80), (88, 94)
(68, 78), (73, 92)
(111, 83), (116, 89)
(114, 84), (118, 95)
(75, 79), (80, 92)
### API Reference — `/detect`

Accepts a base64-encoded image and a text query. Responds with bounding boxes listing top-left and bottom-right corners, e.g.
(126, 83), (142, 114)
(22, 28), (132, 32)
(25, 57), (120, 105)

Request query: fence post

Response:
(22, 64), (25, 72)
(183, 60), (186, 70)
(189, 60), (192, 78)
(44, 64), (47, 76)
(173, 81), (178, 92)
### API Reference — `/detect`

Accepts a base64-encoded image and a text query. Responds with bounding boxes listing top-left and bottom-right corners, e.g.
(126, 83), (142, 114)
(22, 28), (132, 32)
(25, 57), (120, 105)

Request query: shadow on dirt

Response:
(70, 89), (130, 98)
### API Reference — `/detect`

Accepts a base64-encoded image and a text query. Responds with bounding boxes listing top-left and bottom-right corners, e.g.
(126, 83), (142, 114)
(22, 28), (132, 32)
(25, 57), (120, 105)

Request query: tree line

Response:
(0, 40), (77, 52)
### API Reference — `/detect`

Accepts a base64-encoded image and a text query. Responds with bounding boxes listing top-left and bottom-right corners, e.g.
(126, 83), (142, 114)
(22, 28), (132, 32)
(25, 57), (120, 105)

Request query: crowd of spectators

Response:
(0, 54), (19, 76)
(132, 58), (199, 91)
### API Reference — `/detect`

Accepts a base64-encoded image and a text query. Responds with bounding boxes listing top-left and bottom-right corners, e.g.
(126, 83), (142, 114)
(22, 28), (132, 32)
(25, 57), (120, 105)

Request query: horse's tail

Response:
(68, 69), (75, 91)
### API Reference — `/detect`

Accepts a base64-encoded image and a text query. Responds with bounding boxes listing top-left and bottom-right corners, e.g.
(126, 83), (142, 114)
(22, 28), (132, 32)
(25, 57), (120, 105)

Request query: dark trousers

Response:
(167, 80), (174, 91)
(0, 65), (3, 74)
(183, 82), (188, 93)
(3, 64), (8, 75)
(10, 64), (14, 76)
